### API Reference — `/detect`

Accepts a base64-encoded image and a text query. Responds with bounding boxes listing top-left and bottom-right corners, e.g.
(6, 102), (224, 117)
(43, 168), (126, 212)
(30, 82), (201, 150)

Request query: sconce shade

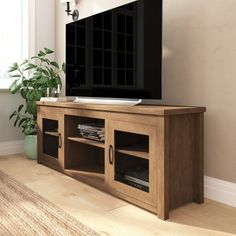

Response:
(61, 0), (76, 6)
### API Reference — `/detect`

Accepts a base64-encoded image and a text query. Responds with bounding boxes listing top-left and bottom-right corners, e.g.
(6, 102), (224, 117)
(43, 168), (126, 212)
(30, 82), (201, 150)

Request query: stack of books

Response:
(77, 123), (105, 142)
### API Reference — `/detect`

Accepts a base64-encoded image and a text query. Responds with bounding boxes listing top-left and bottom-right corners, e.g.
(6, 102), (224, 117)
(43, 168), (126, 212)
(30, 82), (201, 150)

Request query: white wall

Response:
(55, 0), (236, 183)
(0, 0), (55, 145)
(0, 92), (23, 142)
(35, 0), (55, 54)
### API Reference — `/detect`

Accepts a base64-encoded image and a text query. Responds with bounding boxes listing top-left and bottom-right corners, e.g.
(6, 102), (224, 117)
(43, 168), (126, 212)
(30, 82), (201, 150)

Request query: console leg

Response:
(193, 113), (204, 204)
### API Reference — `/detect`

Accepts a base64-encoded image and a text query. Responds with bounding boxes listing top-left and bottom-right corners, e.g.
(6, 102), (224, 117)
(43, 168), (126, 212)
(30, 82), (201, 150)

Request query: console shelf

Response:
(67, 137), (105, 149)
(44, 131), (59, 137)
(37, 101), (205, 220)
(116, 146), (149, 160)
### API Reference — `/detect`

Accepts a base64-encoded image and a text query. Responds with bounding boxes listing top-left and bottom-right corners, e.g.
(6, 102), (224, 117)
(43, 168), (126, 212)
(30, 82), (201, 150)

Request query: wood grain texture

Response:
(37, 101), (206, 116)
(37, 106), (65, 170)
(37, 103), (205, 220)
(108, 120), (158, 206)
(193, 113), (204, 203)
(67, 137), (105, 149)
(169, 115), (194, 209)
(156, 116), (170, 220)
(168, 114), (205, 210)
(116, 146), (149, 160)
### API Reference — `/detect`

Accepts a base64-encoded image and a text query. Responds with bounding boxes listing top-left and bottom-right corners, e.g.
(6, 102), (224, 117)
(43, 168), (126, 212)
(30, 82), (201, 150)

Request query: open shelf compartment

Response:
(64, 115), (105, 187)
(64, 141), (105, 186)
(65, 115), (105, 146)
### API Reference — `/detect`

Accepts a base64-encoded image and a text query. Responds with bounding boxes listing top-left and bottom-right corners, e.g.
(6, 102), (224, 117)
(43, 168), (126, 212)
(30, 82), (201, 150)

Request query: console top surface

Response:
(37, 101), (206, 116)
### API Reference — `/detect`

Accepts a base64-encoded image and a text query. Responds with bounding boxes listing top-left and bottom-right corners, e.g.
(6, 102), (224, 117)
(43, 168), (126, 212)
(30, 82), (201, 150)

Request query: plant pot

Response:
(24, 135), (37, 160)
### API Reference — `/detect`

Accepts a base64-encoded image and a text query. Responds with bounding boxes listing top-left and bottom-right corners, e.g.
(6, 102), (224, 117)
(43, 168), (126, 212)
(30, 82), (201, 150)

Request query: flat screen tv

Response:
(66, 0), (162, 100)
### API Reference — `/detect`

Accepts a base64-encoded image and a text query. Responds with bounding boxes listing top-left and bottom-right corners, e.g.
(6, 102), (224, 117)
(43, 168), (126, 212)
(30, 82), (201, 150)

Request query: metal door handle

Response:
(58, 133), (62, 148)
(109, 145), (114, 165)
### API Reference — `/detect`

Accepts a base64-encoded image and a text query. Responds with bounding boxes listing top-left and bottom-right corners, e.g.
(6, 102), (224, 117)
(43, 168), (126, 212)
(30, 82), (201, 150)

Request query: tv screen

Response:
(66, 0), (162, 99)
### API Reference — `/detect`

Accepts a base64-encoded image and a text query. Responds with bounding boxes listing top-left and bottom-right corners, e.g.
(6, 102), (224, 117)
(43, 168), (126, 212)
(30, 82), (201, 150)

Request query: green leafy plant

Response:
(8, 48), (65, 135)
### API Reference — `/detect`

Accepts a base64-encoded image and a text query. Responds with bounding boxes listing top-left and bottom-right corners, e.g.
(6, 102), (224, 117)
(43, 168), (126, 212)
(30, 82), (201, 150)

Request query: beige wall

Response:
(163, 0), (236, 183)
(55, 0), (236, 183)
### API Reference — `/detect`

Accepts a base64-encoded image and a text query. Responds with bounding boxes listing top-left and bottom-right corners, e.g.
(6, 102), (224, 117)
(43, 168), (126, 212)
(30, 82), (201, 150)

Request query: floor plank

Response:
(0, 154), (235, 236)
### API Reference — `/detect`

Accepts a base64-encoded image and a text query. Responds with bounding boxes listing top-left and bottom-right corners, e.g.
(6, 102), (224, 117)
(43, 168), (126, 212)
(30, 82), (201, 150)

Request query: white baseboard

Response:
(0, 140), (24, 156)
(204, 176), (236, 208)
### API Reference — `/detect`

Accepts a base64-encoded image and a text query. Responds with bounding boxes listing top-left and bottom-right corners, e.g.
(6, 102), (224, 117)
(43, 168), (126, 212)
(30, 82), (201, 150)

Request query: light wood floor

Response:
(0, 154), (235, 236)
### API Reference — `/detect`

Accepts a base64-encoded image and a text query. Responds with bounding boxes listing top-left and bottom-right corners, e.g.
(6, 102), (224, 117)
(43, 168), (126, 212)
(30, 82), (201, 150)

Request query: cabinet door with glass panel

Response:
(37, 107), (64, 169)
(108, 120), (158, 206)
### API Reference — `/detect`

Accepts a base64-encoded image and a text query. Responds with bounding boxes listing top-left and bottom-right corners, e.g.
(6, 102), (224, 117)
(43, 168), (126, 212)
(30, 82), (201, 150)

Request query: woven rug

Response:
(0, 170), (100, 236)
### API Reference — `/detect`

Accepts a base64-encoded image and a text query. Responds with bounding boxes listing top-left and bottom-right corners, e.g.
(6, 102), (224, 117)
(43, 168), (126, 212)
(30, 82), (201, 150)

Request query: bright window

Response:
(0, 0), (28, 89)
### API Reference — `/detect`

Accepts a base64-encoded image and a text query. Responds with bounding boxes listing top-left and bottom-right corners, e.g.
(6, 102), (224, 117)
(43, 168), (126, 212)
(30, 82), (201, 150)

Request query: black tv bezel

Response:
(65, 0), (163, 100)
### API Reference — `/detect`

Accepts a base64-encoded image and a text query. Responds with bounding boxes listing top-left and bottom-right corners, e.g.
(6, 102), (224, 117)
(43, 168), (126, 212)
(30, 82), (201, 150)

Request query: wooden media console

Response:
(37, 102), (206, 220)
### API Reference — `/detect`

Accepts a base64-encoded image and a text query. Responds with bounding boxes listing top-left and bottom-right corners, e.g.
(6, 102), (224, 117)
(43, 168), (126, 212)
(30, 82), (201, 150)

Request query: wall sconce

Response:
(61, 0), (79, 21)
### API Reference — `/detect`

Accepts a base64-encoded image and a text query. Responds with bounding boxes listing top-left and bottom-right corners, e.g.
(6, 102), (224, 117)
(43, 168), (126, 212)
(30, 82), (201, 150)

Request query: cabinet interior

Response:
(42, 119), (59, 158)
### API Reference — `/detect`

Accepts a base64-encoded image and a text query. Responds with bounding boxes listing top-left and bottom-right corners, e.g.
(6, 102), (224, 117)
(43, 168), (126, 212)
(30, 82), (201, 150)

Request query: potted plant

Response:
(8, 48), (65, 159)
